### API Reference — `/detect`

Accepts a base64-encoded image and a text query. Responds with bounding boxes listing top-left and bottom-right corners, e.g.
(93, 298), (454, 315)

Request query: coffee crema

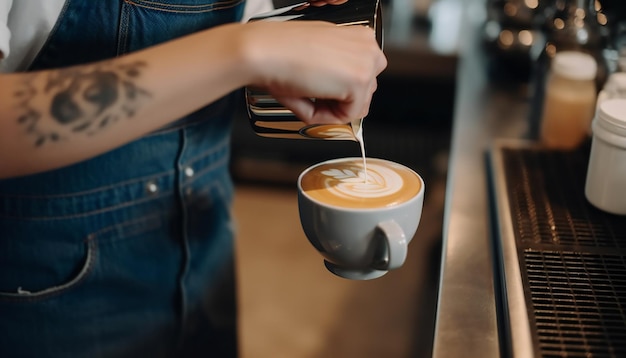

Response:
(300, 158), (421, 209)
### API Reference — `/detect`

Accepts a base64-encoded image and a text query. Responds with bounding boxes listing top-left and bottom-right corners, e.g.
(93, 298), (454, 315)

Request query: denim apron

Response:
(0, 1), (244, 357)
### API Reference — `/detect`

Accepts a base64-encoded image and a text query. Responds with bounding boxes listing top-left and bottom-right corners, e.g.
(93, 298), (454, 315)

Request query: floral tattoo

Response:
(13, 61), (151, 147)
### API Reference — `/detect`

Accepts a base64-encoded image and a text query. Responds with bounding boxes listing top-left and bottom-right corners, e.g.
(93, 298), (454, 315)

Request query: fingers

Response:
(275, 77), (379, 125)
(308, 0), (349, 7)
(244, 21), (387, 125)
(274, 97), (332, 124)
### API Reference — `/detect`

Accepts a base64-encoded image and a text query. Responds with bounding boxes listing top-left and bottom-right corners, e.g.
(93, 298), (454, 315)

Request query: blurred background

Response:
(231, 0), (459, 357)
(230, 0), (626, 356)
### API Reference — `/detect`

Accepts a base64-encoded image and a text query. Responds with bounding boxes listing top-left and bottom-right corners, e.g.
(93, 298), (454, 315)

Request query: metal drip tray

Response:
(488, 140), (626, 358)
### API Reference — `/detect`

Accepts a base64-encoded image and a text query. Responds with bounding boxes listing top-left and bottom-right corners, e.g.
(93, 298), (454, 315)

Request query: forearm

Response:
(0, 23), (250, 179)
(0, 20), (387, 179)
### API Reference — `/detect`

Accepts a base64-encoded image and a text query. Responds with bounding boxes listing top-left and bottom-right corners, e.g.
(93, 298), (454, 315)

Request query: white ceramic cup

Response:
(297, 157), (425, 280)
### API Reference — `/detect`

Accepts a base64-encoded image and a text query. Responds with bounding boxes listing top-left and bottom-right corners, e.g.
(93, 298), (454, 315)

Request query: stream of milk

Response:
(351, 117), (367, 182)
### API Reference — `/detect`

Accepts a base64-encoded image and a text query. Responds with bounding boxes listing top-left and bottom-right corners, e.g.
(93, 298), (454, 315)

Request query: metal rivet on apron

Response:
(184, 167), (195, 178)
(146, 181), (159, 194)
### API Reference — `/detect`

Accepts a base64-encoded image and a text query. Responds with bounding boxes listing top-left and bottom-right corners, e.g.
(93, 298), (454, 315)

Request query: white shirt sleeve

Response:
(0, 0), (13, 60)
(242, 0), (274, 22)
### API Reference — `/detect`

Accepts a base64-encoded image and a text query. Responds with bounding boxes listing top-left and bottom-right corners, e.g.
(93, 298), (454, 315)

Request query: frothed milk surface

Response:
(302, 125), (356, 139)
(300, 158), (421, 209)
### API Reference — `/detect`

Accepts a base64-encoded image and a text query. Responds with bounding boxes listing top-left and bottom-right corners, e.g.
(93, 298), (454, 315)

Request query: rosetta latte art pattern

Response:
(300, 158), (421, 209)
(315, 127), (354, 139)
(302, 125), (356, 140)
(321, 163), (404, 200)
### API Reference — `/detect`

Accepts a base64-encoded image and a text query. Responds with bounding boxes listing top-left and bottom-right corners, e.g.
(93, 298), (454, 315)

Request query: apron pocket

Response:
(118, 0), (244, 54)
(124, 0), (243, 12)
(0, 229), (95, 301)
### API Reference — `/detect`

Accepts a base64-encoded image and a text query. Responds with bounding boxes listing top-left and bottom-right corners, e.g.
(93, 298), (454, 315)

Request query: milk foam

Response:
(320, 163), (403, 200)
(300, 158), (421, 209)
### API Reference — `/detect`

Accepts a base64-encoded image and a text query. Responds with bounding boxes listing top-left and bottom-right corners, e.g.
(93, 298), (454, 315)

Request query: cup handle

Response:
(373, 220), (408, 270)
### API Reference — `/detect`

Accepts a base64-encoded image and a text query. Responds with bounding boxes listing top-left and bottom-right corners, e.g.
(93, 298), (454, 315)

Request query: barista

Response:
(0, 0), (386, 356)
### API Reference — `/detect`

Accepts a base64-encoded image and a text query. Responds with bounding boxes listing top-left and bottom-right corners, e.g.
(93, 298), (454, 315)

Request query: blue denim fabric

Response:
(0, 0), (244, 357)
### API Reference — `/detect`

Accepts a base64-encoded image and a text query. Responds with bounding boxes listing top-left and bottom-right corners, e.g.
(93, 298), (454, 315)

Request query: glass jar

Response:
(539, 51), (597, 149)
(527, 0), (607, 138)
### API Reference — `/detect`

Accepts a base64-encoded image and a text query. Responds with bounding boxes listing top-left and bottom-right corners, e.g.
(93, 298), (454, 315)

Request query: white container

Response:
(585, 98), (626, 215)
(596, 72), (626, 111)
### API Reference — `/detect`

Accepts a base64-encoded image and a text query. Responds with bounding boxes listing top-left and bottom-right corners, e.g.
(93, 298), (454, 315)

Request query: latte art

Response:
(300, 158), (421, 209)
(321, 164), (403, 199)
(301, 124), (356, 140)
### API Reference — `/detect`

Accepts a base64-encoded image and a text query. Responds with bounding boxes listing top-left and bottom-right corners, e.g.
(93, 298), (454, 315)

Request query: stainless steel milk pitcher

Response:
(245, 0), (383, 140)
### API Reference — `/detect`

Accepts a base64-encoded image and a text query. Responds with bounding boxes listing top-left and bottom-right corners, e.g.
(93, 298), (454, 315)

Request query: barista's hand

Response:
(241, 20), (386, 124)
(308, 0), (349, 7)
